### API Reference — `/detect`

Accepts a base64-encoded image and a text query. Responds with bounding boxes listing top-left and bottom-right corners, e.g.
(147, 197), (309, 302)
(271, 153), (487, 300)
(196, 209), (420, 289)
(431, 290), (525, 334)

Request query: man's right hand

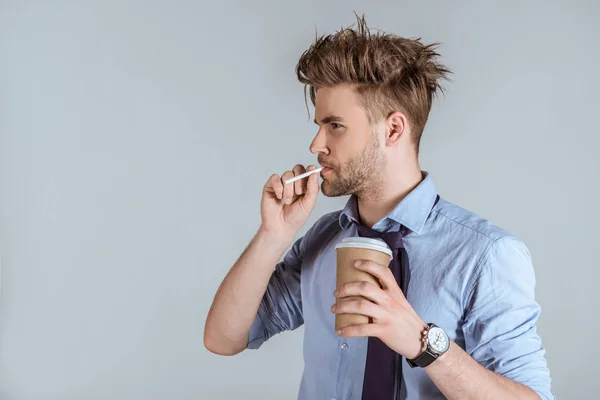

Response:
(260, 164), (320, 240)
(205, 164), (319, 356)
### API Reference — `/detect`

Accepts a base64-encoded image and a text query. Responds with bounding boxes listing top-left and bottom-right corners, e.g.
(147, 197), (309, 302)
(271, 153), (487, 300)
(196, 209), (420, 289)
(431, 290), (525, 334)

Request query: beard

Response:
(320, 133), (386, 199)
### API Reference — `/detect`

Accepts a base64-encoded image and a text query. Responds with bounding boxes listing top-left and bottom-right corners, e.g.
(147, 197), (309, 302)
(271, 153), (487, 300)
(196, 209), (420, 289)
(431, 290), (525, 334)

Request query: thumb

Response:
(302, 172), (319, 207)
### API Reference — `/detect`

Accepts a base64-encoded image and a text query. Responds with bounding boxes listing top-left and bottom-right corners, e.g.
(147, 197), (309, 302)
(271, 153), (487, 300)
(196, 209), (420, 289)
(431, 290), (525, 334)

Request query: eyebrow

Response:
(313, 115), (345, 125)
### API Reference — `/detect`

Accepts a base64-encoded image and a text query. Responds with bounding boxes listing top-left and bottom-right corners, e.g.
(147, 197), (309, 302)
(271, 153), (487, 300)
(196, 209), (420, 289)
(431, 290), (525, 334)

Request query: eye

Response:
(331, 123), (343, 130)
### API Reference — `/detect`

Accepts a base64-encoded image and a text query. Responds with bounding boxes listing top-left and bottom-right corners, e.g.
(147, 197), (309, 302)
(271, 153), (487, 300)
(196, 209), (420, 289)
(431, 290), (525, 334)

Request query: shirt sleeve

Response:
(247, 234), (304, 350)
(462, 237), (554, 400)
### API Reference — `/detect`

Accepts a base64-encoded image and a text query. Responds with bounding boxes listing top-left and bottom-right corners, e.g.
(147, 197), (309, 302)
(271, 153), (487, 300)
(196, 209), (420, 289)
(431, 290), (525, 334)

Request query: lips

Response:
(318, 158), (335, 175)
(320, 166), (333, 175)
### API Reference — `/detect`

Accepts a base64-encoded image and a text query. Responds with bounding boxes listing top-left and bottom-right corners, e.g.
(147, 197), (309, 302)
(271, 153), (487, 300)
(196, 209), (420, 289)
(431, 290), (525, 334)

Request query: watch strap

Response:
(407, 349), (438, 368)
(407, 323), (444, 368)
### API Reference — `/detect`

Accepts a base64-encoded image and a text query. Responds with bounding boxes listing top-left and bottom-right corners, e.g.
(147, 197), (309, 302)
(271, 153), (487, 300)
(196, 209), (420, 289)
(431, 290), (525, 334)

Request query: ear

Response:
(384, 111), (408, 147)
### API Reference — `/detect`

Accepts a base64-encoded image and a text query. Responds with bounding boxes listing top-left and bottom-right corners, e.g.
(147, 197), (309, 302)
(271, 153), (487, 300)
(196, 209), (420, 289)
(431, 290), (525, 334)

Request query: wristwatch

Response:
(407, 323), (450, 368)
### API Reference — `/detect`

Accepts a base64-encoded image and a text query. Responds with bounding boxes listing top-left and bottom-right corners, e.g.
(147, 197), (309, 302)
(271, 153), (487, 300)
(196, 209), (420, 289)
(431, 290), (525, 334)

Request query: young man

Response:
(204, 16), (553, 400)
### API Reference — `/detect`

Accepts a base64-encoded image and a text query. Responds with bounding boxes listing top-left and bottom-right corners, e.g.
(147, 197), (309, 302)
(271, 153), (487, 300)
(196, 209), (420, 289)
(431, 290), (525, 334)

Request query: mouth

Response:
(320, 166), (334, 176)
(318, 158), (335, 176)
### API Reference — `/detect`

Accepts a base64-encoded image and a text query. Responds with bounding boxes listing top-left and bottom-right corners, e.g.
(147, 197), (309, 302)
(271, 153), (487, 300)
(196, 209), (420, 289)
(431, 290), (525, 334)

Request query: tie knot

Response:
(354, 222), (405, 250)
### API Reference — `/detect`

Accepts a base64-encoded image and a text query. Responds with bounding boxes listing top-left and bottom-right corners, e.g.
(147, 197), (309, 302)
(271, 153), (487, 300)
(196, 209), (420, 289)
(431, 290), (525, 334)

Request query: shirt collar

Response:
(338, 172), (438, 235)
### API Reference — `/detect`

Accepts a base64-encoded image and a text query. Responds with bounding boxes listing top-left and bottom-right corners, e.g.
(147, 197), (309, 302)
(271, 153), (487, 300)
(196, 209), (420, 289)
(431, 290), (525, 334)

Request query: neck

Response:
(356, 161), (423, 228)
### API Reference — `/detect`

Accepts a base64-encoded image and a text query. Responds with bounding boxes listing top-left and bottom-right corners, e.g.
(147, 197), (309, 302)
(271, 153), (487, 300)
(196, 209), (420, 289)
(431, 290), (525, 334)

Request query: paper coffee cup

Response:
(334, 237), (393, 331)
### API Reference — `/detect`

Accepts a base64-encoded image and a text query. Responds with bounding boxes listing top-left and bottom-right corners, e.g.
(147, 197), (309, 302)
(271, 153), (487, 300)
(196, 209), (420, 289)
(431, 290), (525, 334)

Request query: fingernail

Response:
(331, 304), (336, 311)
(336, 329), (342, 335)
(354, 260), (362, 267)
(333, 289), (339, 296)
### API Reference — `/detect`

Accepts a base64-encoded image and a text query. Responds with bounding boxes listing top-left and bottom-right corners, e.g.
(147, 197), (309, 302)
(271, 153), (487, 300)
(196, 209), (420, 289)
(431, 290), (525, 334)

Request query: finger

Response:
(302, 165), (320, 206)
(331, 298), (385, 320)
(301, 165), (317, 195)
(281, 170), (295, 204)
(335, 281), (387, 305)
(354, 260), (398, 291)
(264, 174), (283, 200)
(337, 323), (384, 338)
(292, 164), (306, 196)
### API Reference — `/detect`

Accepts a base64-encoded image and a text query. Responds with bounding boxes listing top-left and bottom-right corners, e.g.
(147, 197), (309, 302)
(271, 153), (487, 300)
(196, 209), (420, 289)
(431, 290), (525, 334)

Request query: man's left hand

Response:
(331, 259), (428, 360)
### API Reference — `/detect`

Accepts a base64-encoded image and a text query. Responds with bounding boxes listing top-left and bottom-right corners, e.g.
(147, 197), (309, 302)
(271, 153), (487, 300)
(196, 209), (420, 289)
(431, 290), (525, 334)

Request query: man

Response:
(204, 15), (553, 400)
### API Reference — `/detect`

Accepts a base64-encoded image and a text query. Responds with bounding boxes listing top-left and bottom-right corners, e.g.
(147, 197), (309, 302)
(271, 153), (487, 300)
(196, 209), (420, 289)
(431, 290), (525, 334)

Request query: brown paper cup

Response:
(334, 237), (392, 332)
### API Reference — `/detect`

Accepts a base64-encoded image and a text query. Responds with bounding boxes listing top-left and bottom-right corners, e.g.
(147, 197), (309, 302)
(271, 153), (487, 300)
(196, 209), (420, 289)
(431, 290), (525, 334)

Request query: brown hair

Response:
(296, 14), (451, 152)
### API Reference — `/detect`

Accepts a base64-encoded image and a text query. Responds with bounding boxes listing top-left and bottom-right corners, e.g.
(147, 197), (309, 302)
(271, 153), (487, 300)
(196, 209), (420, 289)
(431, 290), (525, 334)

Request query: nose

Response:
(309, 128), (329, 155)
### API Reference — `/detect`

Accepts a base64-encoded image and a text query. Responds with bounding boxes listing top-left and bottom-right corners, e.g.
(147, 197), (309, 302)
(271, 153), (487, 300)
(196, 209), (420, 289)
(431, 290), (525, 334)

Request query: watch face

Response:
(427, 327), (449, 354)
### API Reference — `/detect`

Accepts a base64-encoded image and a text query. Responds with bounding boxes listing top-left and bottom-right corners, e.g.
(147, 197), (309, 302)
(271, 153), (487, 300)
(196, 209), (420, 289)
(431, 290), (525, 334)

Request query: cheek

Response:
(335, 133), (361, 153)
(338, 138), (368, 163)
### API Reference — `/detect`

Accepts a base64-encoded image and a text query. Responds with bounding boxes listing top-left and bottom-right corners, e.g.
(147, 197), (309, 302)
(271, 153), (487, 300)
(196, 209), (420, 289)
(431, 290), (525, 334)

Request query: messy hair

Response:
(296, 14), (451, 152)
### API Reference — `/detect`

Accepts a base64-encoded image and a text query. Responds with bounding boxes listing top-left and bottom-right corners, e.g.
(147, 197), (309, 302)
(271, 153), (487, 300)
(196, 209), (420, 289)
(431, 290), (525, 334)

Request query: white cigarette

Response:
(284, 167), (323, 185)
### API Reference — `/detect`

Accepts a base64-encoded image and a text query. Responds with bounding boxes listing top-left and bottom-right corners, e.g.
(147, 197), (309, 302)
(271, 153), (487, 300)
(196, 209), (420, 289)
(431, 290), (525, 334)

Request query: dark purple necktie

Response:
(354, 222), (407, 400)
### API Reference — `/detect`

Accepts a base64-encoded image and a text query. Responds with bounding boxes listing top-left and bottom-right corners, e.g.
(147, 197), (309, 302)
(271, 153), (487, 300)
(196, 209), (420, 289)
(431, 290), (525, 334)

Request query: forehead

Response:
(314, 85), (366, 119)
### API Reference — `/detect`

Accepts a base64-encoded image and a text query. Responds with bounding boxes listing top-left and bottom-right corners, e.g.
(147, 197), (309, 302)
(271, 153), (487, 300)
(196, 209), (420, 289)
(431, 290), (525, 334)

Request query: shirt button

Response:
(340, 342), (349, 351)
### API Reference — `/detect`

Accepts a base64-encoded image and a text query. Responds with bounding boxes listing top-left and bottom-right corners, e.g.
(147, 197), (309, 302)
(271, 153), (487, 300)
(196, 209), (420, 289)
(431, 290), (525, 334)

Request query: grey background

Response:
(1, 1), (598, 399)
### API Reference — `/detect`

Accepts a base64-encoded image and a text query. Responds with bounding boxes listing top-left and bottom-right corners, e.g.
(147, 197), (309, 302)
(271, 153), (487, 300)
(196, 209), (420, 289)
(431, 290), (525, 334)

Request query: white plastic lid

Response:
(334, 236), (393, 258)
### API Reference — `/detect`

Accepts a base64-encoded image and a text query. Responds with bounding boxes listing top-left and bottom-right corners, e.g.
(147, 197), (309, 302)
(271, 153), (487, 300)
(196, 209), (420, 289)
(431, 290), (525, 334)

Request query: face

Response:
(310, 85), (386, 198)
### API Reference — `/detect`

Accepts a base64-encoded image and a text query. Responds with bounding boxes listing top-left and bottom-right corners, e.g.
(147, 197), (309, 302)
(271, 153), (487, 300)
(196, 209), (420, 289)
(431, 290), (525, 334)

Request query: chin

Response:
(321, 180), (351, 198)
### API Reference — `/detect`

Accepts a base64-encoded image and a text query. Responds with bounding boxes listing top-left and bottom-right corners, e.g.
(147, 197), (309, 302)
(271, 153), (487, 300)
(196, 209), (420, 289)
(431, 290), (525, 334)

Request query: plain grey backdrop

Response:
(1, 1), (599, 399)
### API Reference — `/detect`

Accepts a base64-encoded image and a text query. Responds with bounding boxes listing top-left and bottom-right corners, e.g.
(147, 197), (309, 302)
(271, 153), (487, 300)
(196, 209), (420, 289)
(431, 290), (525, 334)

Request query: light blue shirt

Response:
(248, 173), (553, 400)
